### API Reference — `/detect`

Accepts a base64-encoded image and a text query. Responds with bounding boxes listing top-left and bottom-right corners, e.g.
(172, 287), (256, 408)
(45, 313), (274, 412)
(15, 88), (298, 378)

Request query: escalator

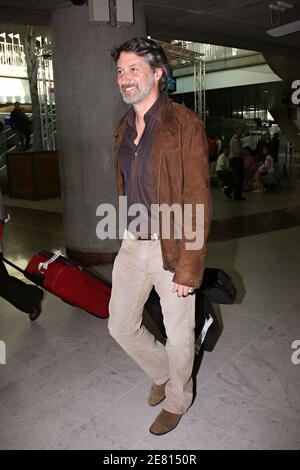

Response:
(0, 106), (57, 171)
(0, 127), (17, 169)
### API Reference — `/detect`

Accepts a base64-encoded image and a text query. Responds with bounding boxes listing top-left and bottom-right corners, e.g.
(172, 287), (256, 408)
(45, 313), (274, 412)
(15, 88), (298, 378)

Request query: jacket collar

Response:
(116, 94), (179, 139)
(160, 94), (179, 134)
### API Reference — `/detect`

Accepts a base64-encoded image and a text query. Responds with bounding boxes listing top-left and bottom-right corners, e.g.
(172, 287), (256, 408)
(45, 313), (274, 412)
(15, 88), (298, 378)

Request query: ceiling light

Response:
(276, 1), (293, 9)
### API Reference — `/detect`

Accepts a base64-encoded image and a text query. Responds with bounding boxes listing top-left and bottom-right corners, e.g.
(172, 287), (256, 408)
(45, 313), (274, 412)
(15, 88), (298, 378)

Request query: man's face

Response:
(116, 52), (161, 104)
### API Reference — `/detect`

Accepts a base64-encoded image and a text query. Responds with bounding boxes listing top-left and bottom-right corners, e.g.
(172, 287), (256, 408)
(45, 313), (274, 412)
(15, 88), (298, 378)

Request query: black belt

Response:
(136, 234), (159, 240)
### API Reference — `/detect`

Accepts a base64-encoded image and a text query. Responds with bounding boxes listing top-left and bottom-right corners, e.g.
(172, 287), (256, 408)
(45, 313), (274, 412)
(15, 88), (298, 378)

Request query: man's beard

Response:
(120, 76), (155, 104)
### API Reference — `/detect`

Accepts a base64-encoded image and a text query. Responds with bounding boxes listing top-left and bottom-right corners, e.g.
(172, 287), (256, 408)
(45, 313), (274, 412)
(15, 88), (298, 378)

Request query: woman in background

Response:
(254, 146), (275, 192)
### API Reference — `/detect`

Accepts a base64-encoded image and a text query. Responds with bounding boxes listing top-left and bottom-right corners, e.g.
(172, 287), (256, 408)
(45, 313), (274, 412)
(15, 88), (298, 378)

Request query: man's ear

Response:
(154, 68), (163, 82)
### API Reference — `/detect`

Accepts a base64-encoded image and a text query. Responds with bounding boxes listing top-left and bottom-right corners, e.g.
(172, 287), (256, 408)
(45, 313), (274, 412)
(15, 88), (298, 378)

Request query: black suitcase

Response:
(0, 256), (44, 321)
(145, 267), (236, 354)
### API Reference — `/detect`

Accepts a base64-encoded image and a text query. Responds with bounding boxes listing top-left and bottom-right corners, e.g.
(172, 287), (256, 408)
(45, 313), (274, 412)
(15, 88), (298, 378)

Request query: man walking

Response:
(10, 102), (25, 151)
(109, 38), (211, 435)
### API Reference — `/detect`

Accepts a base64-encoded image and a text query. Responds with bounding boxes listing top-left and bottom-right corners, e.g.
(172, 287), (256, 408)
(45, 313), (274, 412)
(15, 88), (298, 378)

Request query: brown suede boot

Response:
(148, 381), (167, 406)
(149, 409), (182, 435)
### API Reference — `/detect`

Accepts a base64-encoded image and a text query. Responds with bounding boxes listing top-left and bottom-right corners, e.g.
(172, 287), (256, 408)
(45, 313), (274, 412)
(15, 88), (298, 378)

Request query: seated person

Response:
(243, 146), (257, 191)
(254, 146), (274, 192)
(216, 147), (234, 198)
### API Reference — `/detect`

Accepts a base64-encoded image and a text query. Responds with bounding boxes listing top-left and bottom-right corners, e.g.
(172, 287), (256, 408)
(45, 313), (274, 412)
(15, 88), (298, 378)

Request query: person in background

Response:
(256, 132), (271, 162)
(254, 146), (274, 192)
(215, 134), (223, 156)
(20, 107), (31, 151)
(242, 130), (251, 148)
(216, 147), (234, 198)
(10, 101), (25, 150)
(229, 127), (245, 200)
(243, 146), (257, 191)
(270, 133), (279, 163)
(208, 135), (218, 162)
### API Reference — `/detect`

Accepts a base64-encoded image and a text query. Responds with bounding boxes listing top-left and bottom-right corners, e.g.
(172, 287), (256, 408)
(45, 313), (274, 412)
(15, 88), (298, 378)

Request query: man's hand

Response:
(172, 283), (194, 297)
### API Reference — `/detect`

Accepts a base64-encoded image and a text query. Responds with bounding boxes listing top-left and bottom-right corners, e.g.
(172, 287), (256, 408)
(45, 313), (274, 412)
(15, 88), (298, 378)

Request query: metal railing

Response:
(1, 35), (56, 152)
(1, 37), (256, 70)
(37, 48), (56, 150)
(172, 41), (256, 62)
(0, 42), (26, 67)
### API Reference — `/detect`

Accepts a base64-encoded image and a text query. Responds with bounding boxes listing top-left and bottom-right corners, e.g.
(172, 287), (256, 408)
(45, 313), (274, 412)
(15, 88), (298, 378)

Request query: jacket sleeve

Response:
(172, 116), (212, 288)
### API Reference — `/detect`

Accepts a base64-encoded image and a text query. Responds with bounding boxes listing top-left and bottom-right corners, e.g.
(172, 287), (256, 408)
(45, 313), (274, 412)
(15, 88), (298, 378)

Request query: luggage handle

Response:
(1, 256), (26, 275)
(4, 249), (111, 288)
(38, 251), (61, 271)
(40, 250), (82, 269)
(38, 250), (111, 285)
(1, 256), (44, 286)
(2, 252), (61, 274)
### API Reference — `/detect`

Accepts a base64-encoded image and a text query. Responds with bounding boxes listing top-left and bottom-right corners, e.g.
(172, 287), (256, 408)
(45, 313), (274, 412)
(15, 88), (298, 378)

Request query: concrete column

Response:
(51, 3), (146, 264)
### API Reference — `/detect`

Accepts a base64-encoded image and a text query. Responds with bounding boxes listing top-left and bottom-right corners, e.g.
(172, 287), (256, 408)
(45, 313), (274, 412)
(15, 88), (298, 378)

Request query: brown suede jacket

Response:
(114, 94), (212, 288)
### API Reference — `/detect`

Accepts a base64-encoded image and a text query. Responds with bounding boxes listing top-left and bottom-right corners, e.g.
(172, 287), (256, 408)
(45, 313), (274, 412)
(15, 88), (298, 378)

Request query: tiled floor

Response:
(1, 172), (300, 450)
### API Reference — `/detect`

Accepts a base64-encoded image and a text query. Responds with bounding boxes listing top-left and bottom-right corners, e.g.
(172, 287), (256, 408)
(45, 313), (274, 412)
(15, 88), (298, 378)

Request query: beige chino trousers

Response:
(108, 238), (195, 415)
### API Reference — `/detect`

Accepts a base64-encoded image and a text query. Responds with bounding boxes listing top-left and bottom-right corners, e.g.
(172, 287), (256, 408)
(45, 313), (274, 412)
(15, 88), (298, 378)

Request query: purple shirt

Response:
(120, 95), (162, 235)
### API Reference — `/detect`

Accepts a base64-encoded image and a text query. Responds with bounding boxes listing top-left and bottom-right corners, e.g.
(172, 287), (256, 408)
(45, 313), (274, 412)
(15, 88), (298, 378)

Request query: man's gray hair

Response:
(112, 37), (171, 92)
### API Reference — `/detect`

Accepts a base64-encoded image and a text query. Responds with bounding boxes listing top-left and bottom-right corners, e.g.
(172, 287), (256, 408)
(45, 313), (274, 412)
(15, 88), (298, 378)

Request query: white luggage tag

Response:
(195, 314), (214, 355)
(4, 213), (11, 224)
(38, 251), (61, 272)
(200, 314), (214, 344)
